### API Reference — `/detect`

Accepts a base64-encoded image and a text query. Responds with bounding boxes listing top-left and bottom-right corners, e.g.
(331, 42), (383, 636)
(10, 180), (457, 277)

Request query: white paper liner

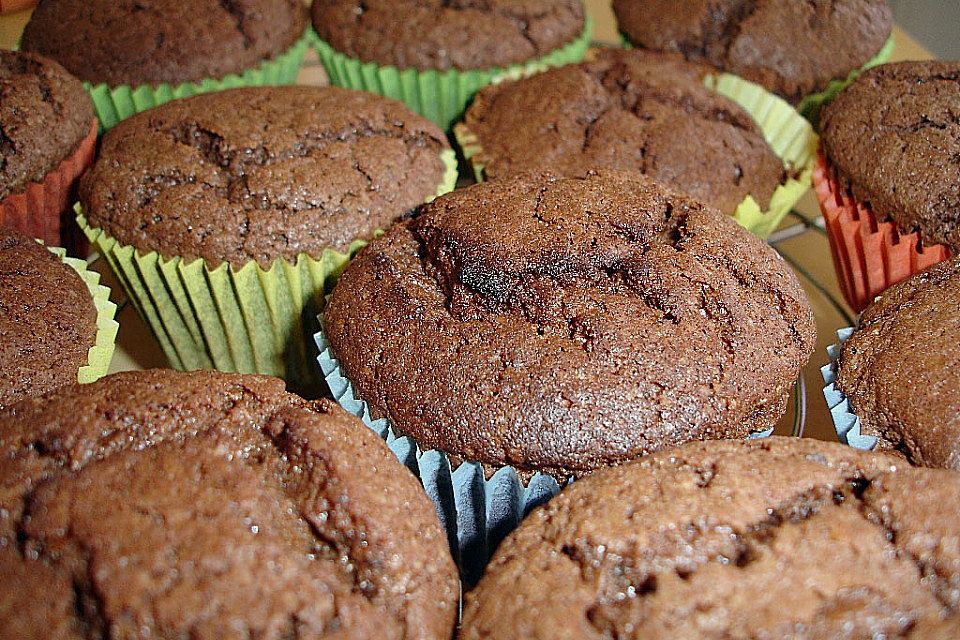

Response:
(316, 323), (779, 584)
(821, 327), (878, 450)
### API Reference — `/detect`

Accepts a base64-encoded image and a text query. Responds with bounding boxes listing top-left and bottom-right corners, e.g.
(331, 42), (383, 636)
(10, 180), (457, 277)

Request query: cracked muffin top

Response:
(836, 257), (960, 470)
(0, 226), (97, 409)
(311, 0), (585, 71)
(460, 436), (960, 639)
(20, 0), (307, 86)
(821, 61), (960, 250)
(461, 49), (786, 214)
(613, 0), (892, 104)
(0, 51), (94, 201)
(0, 369), (458, 640)
(324, 172), (816, 477)
(80, 86), (451, 269)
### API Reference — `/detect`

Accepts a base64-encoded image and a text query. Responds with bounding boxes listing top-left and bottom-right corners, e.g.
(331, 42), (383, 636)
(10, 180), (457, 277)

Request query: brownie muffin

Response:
(613, 0), (893, 105)
(835, 257), (960, 469)
(21, 0), (307, 86)
(81, 85), (451, 269)
(0, 51), (93, 202)
(324, 171), (816, 477)
(460, 49), (786, 214)
(0, 369), (458, 639)
(311, 0), (585, 71)
(821, 61), (960, 252)
(0, 225), (97, 409)
(460, 436), (960, 639)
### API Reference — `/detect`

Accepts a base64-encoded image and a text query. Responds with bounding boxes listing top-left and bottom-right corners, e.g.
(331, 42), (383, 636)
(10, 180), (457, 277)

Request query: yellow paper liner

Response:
(78, 149), (457, 394)
(454, 72), (816, 239)
(0, 120), (97, 248)
(43, 245), (119, 383)
(814, 151), (951, 313)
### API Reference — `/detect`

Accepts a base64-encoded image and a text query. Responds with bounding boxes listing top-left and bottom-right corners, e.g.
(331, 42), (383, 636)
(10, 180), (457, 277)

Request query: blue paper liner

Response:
(821, 327), (878, 450)
(316, 324), (783, 584)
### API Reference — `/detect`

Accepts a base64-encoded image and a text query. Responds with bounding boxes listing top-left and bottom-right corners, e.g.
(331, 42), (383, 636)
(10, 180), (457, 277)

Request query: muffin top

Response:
(0, 51), (94, 201)
(837, 257), (960, 469)
(325, 172), (815, 477)
(311, 0), (585, 71)
(460, 436), (960, 639)
(0, 369), (458, 639)
(613, 0), (893, 104)
(80, 86), (451, 269)
(821, 61), (960, 250)
(462, 49), (786, 214)
(20, 0), (307, 86)
(0, 226), (97, 409)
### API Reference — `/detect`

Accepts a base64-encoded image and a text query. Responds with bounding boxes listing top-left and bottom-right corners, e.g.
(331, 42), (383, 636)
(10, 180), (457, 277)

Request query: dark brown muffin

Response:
(836, 257), (960, 469)
(462, 49), (786, 214)
(0, 226), (96, 409)
(311, 0), (585, 71)
(0, 51), (94, 201)
(325, 172), (816, 477)
(460, 436), (960, 639)
(821, 61), (960, 251)
(0, 369), (458, 639)
(20, 0), (307, 86)
(613, 0), (893, 104)
(80, 86), (451, 269)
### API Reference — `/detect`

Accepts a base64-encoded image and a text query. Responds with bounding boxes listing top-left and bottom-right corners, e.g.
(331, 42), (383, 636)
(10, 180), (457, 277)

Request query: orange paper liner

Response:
(814, 150), (951, 313)
(0, 120), (97, 248)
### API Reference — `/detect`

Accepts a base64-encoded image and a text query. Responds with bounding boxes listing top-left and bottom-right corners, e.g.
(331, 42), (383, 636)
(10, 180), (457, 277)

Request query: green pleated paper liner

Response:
(77, 149), (457, 393)
(48, 246), (119, 383)
(86, 33), (311, 131)
(797, 35), (894, 128)
(455, 72), (817, 239)
(311, 17), (593, 130)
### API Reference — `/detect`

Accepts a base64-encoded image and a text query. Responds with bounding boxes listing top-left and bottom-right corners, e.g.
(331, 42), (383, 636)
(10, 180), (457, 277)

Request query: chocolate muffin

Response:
(460, 49), (786, 215)
(0, 369), (458, 639)
(324, 171), (816, 477)
(0, 225), (97, 408)
(311, 0), (585, 71)
(460, 436), (960, 639)
(0, 51), (93, 202)
(821, 61), (960, 252)
(613, 0), (893, 105)
(20, 0), (307, 86)
(835, 257), (960, 469)
(81, 85), (452, 269)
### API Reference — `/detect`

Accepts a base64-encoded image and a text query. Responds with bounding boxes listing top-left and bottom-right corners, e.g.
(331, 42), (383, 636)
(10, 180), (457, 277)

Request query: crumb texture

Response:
(613, 0), (893, 103)
(80, 86), (449, 268)
(822, 61), (960, 250)
(0, 50), (93, 201)
(325, 172), (815, 476)
(311, 0), (585, 70)
(837, 256), (960, 469)
(464, 49), (785, 214)
(0, 369), (458, 640)
(21, 0), (308, 85)
(0, 226), (96, 409)
(460, 437), (960, 639)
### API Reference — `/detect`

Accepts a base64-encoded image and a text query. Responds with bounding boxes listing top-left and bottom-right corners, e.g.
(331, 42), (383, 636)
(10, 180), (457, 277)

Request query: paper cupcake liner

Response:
(619, 33), (894, 129)
(814, 151), (951, 313)
(454, 71), (816, 240)
(45, 245), (119, 384)
(311, 17), (592, 130)
(78, 150), (457, 394)
(821, 328), (877, 451)
(0, 120), (97, 248)
(797, 35), (894, 128)
(86, 33), (310, 131)
(314, 324), (786, 585)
